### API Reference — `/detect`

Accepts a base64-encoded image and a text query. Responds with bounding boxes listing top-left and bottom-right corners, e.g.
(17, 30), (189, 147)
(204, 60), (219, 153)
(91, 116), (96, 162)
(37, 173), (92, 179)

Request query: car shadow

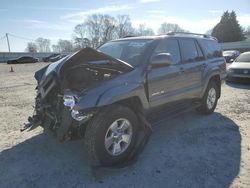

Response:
(0, 111), (241, 188)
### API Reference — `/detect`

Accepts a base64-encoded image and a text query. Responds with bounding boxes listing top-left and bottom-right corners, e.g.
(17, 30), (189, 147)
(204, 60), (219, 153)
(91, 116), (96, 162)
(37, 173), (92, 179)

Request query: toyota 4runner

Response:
(25, 32), (226, 166)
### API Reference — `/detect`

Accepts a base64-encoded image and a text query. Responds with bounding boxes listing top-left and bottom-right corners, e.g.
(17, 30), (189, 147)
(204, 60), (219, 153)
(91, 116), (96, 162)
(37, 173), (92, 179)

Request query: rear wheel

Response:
(84, 105), (138, 166)
(198, 81), (219, 114)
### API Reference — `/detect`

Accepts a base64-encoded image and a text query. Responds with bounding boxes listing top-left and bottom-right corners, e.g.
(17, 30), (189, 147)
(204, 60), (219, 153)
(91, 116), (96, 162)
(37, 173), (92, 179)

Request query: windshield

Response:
(235, 53), (250, 63)
(98, 39), (153, 66)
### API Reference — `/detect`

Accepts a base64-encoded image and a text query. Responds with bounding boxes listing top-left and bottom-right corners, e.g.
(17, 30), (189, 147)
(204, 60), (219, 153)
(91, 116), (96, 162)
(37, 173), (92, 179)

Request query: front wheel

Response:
(84, 105), (138, 166)
(198, 81), (219, 114)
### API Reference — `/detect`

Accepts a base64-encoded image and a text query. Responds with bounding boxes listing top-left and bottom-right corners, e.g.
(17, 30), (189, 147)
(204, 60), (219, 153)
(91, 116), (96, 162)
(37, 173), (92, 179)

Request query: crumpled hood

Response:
(35, 47), (134, 84)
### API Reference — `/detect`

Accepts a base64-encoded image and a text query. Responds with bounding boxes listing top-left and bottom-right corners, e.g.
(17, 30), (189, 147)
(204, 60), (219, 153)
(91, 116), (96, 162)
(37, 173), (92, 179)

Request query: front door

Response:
(147, 38), (185, 108)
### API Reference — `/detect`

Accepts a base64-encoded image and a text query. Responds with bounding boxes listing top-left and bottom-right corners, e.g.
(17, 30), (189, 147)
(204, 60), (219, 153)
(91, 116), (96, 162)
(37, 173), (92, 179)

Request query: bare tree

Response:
(158, 23), (186, 34)
(25, 42), (37, 52)
(84, 14), (105, 48)
(136, 24), (154, 36)
(73, 24), (91, 48)
(52, 40), (74, 52)
(35, 38), (51, 52)
(52, 44), (60, 52)
(102, 15), (117, 43)
(59, 40), (74, 52)
(116, 15), (134, 38)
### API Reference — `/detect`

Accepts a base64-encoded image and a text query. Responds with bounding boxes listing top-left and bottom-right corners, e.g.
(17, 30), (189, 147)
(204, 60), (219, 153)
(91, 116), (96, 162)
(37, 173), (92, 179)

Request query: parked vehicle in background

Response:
(223, 50), (240, 63)
(7, 56), (38, 64)
(25, 32), (226, 166)
(50, 54), (67, 62)
(43, 53), (60, 62)
(227, 52), (250, 80)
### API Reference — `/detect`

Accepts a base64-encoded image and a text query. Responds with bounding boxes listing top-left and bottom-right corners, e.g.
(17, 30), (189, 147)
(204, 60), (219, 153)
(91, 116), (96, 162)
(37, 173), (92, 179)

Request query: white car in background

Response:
(227, 52), (250, 80)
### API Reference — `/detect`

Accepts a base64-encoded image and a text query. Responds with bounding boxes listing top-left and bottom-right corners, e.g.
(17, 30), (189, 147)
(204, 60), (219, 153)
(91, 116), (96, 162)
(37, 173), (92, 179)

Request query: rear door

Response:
(178, 38), (206, 98)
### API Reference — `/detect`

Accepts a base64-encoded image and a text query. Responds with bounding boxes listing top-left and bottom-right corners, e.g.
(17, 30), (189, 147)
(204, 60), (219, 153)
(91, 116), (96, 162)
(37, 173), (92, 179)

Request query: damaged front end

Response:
(23, 48), (133, 141)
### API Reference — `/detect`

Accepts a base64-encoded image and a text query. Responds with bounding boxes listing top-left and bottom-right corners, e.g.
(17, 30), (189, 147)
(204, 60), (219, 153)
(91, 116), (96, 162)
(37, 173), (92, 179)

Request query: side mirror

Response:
(151, 53), (173, 68)
(229, 59), (234, 63)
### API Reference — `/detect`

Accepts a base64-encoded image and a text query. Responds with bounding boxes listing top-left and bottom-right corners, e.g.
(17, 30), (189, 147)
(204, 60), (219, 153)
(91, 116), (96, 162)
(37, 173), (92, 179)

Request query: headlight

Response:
(227, 68), (234, 73)
(63, 95), (92, 121)
(63, 95), (75, 109)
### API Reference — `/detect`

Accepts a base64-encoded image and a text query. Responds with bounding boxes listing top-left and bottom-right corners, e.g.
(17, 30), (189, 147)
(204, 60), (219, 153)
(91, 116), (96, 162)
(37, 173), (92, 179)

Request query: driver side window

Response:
(152, 39), (181, 65)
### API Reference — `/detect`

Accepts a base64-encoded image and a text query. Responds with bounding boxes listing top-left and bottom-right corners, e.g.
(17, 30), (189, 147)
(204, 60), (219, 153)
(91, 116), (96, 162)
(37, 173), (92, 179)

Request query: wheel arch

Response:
(209, 75), (221, 98)
(201, 72), (221, 99)
(113, 96), (144, 114)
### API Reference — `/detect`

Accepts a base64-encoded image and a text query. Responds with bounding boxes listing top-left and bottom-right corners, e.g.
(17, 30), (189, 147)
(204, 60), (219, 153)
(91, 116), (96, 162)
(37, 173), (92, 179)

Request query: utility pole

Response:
(6, 33), (10, 52)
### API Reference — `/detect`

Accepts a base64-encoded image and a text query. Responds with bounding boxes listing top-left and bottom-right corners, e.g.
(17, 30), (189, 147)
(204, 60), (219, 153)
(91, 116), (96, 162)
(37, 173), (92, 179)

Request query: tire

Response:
(198, 81), (219, 114)
(84, 105), (138, 166)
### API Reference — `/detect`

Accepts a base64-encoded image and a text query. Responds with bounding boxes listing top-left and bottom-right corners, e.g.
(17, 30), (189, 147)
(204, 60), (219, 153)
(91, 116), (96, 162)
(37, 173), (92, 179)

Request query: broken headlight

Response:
(63, 95), (92, 122)
(63, 95), (75, 109)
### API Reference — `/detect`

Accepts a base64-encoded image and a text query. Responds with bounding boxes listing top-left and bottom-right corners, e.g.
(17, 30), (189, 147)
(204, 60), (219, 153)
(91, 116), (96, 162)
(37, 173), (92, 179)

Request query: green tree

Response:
(212, 11), (245, 42)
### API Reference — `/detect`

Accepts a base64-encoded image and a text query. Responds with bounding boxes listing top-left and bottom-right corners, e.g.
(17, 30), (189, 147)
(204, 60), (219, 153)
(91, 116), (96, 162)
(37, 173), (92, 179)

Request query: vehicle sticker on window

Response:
(128, 42), (146, 47)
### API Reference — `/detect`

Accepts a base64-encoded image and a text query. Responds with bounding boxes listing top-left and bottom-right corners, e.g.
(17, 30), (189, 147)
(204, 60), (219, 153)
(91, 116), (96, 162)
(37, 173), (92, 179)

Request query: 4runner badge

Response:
(152, 90), (165, 97)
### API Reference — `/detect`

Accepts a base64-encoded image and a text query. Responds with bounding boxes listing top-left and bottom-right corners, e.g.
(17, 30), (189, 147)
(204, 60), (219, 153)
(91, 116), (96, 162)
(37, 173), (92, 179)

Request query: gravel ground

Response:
(0, 63), (249, 188)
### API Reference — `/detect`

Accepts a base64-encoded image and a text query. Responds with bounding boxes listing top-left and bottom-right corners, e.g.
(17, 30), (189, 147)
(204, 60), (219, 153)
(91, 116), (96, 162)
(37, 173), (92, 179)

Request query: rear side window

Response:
(179, 39), (203, 63)
(152, 39), (181, 65)
(199, 39), (222, 59)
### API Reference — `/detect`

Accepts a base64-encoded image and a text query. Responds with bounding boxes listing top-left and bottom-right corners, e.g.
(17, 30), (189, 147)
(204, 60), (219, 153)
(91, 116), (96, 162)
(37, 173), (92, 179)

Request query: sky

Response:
(0, 0), (249, 52)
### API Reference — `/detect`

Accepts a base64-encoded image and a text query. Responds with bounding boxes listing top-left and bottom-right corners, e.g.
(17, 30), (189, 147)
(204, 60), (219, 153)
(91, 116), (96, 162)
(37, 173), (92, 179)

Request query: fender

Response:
(76, 83), (149, 111)
(96, 83), (149, 110)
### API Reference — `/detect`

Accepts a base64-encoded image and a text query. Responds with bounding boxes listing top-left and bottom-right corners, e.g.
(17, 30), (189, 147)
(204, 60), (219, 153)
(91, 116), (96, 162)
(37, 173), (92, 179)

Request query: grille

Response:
(233, 69), (250, 75)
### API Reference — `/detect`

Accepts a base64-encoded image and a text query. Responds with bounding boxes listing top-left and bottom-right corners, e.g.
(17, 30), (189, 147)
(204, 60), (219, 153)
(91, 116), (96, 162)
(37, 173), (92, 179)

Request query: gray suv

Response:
(26, 32), (226, 166)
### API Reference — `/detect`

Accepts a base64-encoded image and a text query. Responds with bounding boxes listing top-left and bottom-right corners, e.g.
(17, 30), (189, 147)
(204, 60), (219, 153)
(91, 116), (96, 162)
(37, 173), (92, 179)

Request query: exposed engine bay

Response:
(63, 64), (120, 91)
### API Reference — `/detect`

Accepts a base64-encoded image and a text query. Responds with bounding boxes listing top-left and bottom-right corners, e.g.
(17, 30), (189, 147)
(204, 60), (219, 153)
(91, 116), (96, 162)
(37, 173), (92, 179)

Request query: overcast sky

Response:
(0, 0), (249, 52)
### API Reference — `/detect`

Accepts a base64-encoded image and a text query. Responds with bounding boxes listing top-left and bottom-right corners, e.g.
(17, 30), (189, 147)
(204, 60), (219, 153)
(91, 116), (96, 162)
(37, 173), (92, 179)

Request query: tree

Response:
(72, 14), (136, 48)
(58, 40), (74, 52)
(136, 24), (154, 36)
(116, 15), (135, 38)
(158, 23), (186, 34)
(73, 24), (91, 48)
(52, 40), (74, 52)
(84, 14), (105, 48)
(212, 11), (245, 42)
(52, 44), (60, 52)
(246, 25), (250, 35)
(25, 42), (37, 52)
(101, 15), (117, 43)
(35, 37), (51, 52)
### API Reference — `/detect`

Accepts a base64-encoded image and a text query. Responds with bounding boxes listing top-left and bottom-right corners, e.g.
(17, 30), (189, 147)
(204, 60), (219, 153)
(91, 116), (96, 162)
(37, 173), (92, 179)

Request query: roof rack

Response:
(167, 32), (217, 40)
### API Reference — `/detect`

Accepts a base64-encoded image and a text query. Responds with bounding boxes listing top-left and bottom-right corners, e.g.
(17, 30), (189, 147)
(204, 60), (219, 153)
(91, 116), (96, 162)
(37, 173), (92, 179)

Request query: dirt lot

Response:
(0, 63), (249, 188)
